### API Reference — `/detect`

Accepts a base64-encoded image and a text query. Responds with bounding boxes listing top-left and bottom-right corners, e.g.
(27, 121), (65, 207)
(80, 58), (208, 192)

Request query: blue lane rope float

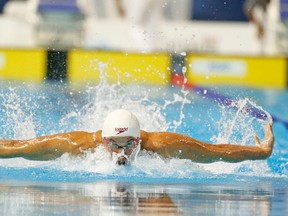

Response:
(171, 74), (288, 129)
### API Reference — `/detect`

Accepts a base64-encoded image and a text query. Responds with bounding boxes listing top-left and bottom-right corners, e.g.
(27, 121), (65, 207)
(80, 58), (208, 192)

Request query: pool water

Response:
(0, 80), (287, 215)
(0, 179), (285, 216)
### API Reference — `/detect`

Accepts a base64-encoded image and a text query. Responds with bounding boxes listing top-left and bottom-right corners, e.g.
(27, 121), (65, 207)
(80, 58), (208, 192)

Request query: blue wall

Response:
(0, 0), (10, 14)
(192, 0), (248, 22)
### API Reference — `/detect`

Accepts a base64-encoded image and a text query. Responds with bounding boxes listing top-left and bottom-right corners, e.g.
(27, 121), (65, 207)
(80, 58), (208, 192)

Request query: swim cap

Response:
(102, 109), (140, 138)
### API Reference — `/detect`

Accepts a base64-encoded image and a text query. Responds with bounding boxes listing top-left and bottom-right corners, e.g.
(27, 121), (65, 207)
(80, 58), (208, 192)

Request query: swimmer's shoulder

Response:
(92, 130), (103, 144)
(64, 130), (103, 147)
(140, 130), (163, 150)
(140, 130), (192, 149)
(140, 130), (179, 140)
(140, 130), (149, 149)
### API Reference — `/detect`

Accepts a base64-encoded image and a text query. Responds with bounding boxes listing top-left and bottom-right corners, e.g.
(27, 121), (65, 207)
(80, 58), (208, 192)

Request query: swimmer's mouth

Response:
(116, 156), (128, 165)
(114, 143), (140, 166)
(113, 149), (130, 166)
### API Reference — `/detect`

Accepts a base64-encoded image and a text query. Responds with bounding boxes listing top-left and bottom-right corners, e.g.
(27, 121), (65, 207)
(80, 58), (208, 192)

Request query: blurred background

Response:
(0, 0), (287, 89)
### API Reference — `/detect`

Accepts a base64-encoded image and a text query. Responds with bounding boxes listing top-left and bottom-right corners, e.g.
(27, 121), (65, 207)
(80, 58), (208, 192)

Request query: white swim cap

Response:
(102, 109), (140, 138)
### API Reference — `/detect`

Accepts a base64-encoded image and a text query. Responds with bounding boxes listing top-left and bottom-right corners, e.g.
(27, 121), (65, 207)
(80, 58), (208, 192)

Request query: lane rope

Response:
(171, 74), (288, 129)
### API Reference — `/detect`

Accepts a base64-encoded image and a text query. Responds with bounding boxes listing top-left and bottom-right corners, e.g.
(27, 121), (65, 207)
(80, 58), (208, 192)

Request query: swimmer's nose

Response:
(117, 156), (128, 165)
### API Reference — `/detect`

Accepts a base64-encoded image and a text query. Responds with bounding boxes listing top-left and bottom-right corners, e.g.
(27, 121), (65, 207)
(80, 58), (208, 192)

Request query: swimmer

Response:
(0, 109), (274, 165)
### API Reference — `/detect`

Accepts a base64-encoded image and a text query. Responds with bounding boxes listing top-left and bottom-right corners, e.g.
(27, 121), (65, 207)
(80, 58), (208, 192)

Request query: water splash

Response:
(211, 98), (272, 145)
(0, 87), (36, 139)
(0, 71), (281, 180)
(60, 62), (172, 133)
(163, 89), (191, 132)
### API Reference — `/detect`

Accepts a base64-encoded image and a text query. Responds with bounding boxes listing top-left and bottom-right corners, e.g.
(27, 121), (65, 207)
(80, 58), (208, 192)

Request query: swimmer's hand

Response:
(254, 122), (274, 152)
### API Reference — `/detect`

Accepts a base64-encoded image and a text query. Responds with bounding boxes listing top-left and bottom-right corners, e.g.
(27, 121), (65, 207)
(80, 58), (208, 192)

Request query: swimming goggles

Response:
(104, 137), (140, 150)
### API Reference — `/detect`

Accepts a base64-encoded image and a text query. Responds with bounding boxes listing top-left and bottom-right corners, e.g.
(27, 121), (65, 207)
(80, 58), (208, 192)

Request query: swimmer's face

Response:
(103, 136), (140, 165)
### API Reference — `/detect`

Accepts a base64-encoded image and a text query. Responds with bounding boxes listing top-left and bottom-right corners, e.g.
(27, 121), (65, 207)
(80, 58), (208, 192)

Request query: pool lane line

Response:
(171, 73), (288, 129)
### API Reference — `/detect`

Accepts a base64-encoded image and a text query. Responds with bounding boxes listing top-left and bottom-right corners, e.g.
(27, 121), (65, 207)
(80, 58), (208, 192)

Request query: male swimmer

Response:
(0, 109), (274, 165)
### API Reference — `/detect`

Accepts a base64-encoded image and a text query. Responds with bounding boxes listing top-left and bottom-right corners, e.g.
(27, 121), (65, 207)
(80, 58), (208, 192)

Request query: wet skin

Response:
(0, 123), (274, 164)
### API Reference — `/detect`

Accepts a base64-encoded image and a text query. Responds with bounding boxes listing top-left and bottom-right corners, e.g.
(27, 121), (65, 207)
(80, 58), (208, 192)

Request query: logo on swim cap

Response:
(115, 127), (128, 135)
(102, 109), (140, 138)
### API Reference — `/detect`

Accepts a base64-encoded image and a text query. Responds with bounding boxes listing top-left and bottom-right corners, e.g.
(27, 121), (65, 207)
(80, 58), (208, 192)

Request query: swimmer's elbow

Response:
(260, 148), (273, 160)
(222, 148), (273, 163)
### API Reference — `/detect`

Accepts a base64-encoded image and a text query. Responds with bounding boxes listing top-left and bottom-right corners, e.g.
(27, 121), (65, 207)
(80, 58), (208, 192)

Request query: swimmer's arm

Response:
(0, 131), (103, 160)
(141, 123), (274, 163)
